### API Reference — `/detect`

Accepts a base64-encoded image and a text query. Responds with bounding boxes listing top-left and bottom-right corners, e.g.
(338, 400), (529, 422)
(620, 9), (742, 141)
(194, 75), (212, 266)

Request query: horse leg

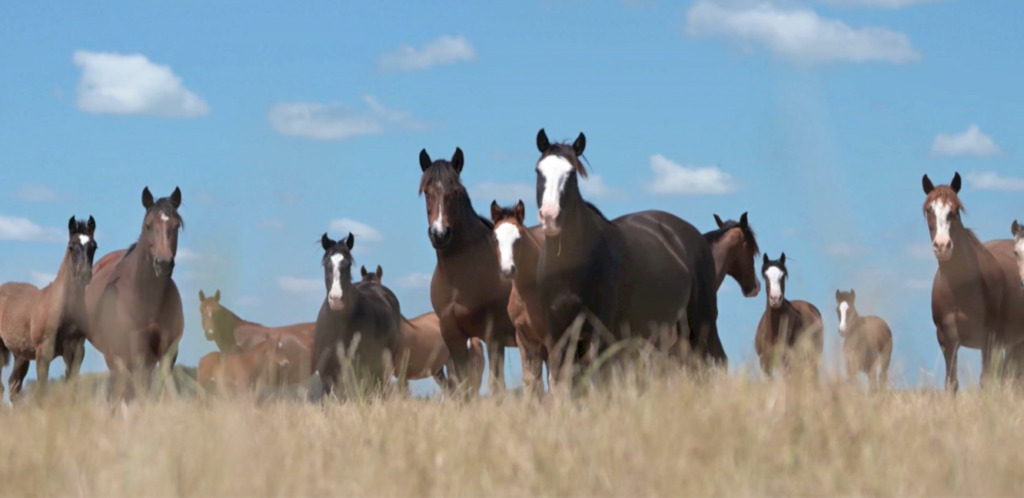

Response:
(34, 335), (57, 394)
(483, 313), (506, 395)
(979, 330), (997, 390)
(62, 337), (86, 381)
(937, 317), (959, 393)
(8, 357), (30, 402)
(0, 342), (8, 401)
(516, 327), (544, 399)
(438, 312), (474, 399)
(879, 343), (892, 391)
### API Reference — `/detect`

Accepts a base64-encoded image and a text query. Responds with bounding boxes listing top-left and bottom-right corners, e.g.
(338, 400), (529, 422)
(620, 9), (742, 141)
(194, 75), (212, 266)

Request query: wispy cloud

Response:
(470, 182), (535, 206)
(15, 184), (58, 202)
(823, 242), (868, 257)
(0, 215), (64, 243)
(268, 96), (424, 140)
(277, 276), (322, 294)
(930, 124), (1001, 158)
(395, 272), (432, 289)
(645, 154), (739, 195)
(72, 50), (209, 118)
(963, 171), (1024, 192)
(818, 0), (942, 8)
(176, 247), (203, 263)
(377, 35), (477, 73)
(29, 271), (56, 287)
(684, 1), (922, 65)
(329, 218), (383, 243)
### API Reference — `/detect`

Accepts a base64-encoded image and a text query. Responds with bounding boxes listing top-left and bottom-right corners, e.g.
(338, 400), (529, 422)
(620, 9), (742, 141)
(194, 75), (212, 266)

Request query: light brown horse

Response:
(704, 212), (761, 296)
(921, 173), (1024, 391)
(198, 289), (315, 353)
(755, 253), (823, 378)
(82, 187), (185, 399)
(490, 199), (554, 397)
(196, 336), (293, 393)
(0, 216), (97, 400)
(835, 289), (892, 391)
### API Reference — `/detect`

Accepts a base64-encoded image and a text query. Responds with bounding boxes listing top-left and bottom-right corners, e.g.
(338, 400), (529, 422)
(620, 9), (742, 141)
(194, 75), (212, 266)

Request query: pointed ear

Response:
(375, 265), (383, 280)
(850, 289), (855, 301)
(214, 289), (221, 301)
(922, 175), (934, 195)
(451, 147), (464, 174)
(490, 200), (502, 223)
(419, 149), (432, 172)
(536, 128), (550, 153)
(572, 132), (586, 156)
(345, 232), (355, 250)
(87, 215), (96, 233)
(142, 187), (155, 209)
(170, 187), (182, 208)
(835, 289), (841, 301)
(321, 233), (333, 251)
(713, 214), (724, 228)
(68, 216), (77, 235)
(780, 252), (786, 265)
(199, 290), (206, 301)
(514, 200), (526, 224)
(762, 253), (769, 265)
(739, 212), (748, 227)
(1013, 220), (1021, 237)
(951, 172), (961, 193)
(361, 266), (368, 278)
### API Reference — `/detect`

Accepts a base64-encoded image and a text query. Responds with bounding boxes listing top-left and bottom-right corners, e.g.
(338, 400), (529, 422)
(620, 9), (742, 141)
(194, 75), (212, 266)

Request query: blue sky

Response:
(1, 0), (1022, 394)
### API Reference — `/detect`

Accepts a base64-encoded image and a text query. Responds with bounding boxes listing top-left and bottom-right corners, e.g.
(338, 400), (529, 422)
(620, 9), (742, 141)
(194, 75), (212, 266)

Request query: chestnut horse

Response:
(196, 336), (293, 393)
(921, 173), (1024, 391)
(312, 233), (401, 398)
(835, 289), (892, 391)
(0, 216), (97, 400)
(703, 212), (761, 296)
(198, 289), (314, 354)
(491, 199), (554, 396)
(83, 187), (185, 399)
(534, 129), (723, 386)
(418, 147), (516, 397)
(754, 253), (823, 378)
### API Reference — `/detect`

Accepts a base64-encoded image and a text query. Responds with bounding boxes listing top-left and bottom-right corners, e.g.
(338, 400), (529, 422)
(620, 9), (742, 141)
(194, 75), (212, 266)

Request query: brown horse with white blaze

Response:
(703, 212), (761, 296)
(835, 289), (892, 391)
(0, 216), (97, 400)
(755, 253), (823, 378)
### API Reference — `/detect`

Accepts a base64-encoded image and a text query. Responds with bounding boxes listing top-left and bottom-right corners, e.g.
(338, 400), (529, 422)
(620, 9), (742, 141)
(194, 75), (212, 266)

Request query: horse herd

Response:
(0, 129), (1021, 402)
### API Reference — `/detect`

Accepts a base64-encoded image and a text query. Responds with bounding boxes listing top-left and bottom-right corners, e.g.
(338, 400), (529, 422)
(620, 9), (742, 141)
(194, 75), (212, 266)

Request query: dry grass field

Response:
(2, 365), (1024, 497)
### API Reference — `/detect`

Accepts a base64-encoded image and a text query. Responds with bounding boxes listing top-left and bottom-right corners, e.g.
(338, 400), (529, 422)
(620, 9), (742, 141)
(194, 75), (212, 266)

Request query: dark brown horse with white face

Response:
(754, 253), (823, 378)
(0, 216), (97, 400)
(418, 147), (516, 397)
(921, 173), (1024, 391)
(835, 289), (892, 391)
(703, 212), (761, 296)
(198, 289), (315, 354)
(83, 187), (185, 399)
(534, 129), (723, 386)
(491, 199), (553, 396)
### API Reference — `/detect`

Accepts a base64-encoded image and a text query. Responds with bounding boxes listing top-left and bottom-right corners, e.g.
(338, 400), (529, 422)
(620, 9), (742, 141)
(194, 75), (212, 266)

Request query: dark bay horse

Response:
(312, 233), (401, 398)
(0, 216), (97, 400)
(83, 187), (185, 398)
(921, 173), (1024, 391)
(491, 199), (554, 396)
(533, 129), (723, 385)
(835, 289), (892, 391)
(703, 212), (761, 296)
(754, 253), (823, 378)
(418, 147), (516, 396)
(198, 289), (315, 354)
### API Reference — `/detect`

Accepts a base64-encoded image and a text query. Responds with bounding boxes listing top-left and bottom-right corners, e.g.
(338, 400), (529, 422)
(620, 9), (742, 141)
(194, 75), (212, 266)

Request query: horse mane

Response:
(124, 242), (138, 257)
(703, 220), (761, 255)
(542, 143), (589, 178)
(923, 185), (966, 214)
(418, 161), (466, 195)
(584, 201), (610, 223)
(476, 215), (494, 230)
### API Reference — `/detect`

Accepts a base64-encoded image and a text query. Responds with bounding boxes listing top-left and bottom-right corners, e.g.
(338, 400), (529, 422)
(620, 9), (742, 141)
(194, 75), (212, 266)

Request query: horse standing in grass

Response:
(83, 187), (185, 399)
(198, 289), (314, 354)
(418, 147), (516, 397)
(703, 212), (761, 296)
(491, 199), (554, 396)
(0, 216), (97, 400)
(835, 289), (892, 391)
(533, 129), (723, 386)
(197, 336), (294, 393)
(754, 253), (823, 378)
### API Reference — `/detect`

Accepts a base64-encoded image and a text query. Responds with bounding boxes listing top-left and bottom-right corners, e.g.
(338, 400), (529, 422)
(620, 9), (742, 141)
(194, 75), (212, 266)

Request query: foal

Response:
(835, 289), (893, 391)
(0, 216), (97, 400)
(196, 336), (294, 393)
(754, 253), (823, 378)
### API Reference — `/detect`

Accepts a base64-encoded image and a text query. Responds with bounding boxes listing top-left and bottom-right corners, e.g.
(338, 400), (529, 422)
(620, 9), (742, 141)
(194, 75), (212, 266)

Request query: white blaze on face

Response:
(765, 266), (784, 307)
(494, 223), (520, 274)
(328, 253), (345, 305)
(77, 234), (91, 245)
(931, 200), (952, 249)
(160, 213), (170, 222)
(431, 182), (445, 236)
(537, 155), (574, 228)
(838, 301), (849, 333)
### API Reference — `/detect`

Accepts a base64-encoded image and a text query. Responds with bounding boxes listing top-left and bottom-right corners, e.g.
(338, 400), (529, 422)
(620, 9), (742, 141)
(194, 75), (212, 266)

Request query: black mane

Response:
(704, 219), (760, 255)
(419, 160), (465, 195)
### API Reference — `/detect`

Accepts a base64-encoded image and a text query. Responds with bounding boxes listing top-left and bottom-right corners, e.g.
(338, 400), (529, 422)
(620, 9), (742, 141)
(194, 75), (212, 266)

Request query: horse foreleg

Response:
(483, 313), (506, 395)
(34, 336), (57, 394)
(516, 327), (544, 399)
(62, 337), (85, 381)
(8, 358), (29, 402)
(979, 330), (997, 389)
(156, 336), (181, 397)
(938, 317), (959, 393)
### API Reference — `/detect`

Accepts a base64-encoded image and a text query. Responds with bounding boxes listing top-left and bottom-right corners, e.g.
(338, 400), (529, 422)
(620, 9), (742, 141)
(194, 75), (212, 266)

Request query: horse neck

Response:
(513, 228), (543, 291)
(41, 247), (82, 315)
(766, 299), (796, 340)
(939, 225), (985, 284)
(544, 188), (605, 263)
(129, 240), (171, 298)
(708, 236), (736, 290)
(438, 194), (492, 257)
(214, 306), (252, 342)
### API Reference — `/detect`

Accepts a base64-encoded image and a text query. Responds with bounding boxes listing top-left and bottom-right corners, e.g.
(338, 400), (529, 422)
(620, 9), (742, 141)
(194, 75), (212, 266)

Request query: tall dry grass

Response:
(2, 365), (1024, 497)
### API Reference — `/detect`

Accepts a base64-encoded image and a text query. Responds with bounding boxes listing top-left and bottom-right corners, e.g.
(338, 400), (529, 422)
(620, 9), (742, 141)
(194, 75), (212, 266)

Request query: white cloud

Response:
(268, 96), (424, 140)
(16, 184), (58, 202)
(903, 243), (934, 260)
(329, 218), (383, 243)
(395, 272), (433, 289)
(30, 271), (56, 287)
(72, 50), (209, 118)
(377, 35), (477, 73)
(176, 248), (203, 263)
(0, 215), (64, 243)
(930, 124), (1001, 158)
(645, 154), (739, 195)
(823, 242), (867, 257)
(684, 1), (922, 65)
(963, 172), (1024, 192)
(277, 276), (322, 294)
(470, 182), (535, 206)
(818, 0), (941, 8)
(580, 174), (621, 200)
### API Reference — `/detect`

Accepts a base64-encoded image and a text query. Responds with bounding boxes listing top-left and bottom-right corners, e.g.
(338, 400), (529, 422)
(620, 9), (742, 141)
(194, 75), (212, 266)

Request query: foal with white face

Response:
(754, 253), (823, 378)
(835, 289), (893, 391)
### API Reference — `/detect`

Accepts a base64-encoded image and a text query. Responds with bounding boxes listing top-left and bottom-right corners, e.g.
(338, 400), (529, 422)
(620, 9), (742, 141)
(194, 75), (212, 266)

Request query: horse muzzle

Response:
(429, 227), (452, 250)
(328, 297), (345, 311)
(153, 258), (175, 277)
(500, 265), (517, 280)
(743, 279), (761, 298)
(768, 296), (783, 309)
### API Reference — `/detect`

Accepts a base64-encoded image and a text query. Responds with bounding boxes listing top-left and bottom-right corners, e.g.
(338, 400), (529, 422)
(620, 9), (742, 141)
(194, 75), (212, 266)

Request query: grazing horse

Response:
(754, 253), (823, 378)
(921, 173), (1024, 391)
(491, 199), (555, 396)
(533, 129), (723, 385)
(835, 289), (893, 391)
(418, 147), (516, 396)
(0, 216), (97, 400)
(196, 336), (294, 393)
(312, 233), (401, 398)
(703, 212), (761, 296)
(198, 289), (315, 354)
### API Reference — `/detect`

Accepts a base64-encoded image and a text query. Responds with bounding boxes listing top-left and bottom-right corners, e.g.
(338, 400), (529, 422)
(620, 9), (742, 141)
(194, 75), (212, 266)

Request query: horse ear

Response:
(321, 233), (333, 251)
(951, 172), (961, 193)
(360, 266), (368, 278)
(713, 214), (724, 228)
(170, 187), (182, 208)
(762, 253), (769, 265)
(419, 149), (432, 172)
(835, 289), (841, 301)
(490, 200), (502, 223)
(451, 147), (464, 174)
(739, 212), (748, 227)
(573, 132), (586, 156)
(87, 215), (96, 233)
(514, 200), (526, 223)
(214, 289), (220, 301)
(922, 175), (934, 195)
(850, 289), (855, 301)
(536, 129), (550, 153)
(68, 216), (77, 235)
(1013, 220), (1021, 237)
(780, 252), (786, 265)
(199, 290), (206, 301)
(376, 265), (383, 279)
(142, 187), (155, 209)
(345, 232), (355, 250)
